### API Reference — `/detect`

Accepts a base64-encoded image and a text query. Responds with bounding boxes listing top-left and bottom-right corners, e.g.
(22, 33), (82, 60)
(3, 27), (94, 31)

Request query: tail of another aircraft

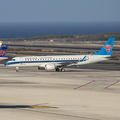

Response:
(0, 45), (8, 57)
(93, 38), (114, 55)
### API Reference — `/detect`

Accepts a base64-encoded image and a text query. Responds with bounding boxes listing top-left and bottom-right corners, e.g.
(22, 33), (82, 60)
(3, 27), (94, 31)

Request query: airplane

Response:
(0, 42), (8, 61)
(5, 38), (114, 72)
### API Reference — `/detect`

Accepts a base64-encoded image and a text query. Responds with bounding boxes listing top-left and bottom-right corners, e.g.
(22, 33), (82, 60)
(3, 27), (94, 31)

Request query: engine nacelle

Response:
(45, 64), (55, 70)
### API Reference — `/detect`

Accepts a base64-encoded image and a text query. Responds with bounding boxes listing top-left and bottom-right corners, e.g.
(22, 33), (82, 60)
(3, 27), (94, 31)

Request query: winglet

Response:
(93, 38), (114, 55)
(80, 55), (89, 62)
(0, 45), (8, 57)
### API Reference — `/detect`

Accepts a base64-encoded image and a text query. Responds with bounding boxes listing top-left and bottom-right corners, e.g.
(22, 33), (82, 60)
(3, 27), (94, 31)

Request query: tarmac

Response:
(0, 62), (120, 120)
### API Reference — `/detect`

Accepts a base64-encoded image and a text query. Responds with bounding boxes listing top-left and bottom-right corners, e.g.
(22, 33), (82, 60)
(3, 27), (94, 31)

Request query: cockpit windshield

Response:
(12, 59), (15, 61)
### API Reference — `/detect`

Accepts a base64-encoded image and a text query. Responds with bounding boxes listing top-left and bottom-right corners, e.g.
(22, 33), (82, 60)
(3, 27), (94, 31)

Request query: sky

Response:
(0, 0), (120, 22)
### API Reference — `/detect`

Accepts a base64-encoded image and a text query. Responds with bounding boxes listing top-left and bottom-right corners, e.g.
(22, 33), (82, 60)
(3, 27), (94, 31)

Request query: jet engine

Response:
(45, 64), (55, 70)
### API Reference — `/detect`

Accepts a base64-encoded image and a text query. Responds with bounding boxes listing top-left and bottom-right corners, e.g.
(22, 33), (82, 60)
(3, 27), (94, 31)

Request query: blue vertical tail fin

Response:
(0, 45), (8, 57)
(93, 38), (114, 55)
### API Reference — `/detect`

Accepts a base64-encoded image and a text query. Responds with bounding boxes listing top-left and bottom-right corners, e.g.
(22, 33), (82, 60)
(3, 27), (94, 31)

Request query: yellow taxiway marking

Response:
(0, 105), (57, 109)
(28, 106), (56, 108)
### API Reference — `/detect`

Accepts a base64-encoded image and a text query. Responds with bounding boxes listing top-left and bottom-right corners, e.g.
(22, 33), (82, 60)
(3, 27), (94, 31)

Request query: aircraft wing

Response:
(57, 55), (89, 67)
(58, 60), (79, 67)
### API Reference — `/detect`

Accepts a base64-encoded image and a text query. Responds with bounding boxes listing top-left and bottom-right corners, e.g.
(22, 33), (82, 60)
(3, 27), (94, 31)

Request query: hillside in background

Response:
(0, 32), (120, 42)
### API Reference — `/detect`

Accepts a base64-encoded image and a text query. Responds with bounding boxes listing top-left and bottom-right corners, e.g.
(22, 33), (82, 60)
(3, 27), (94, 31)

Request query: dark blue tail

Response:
(93, 38), (114, 55)
(0, 45), (8, 57)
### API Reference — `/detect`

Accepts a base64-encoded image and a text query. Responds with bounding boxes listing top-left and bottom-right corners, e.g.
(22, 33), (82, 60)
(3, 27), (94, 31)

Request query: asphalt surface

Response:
(5, 44), (120, 52)
(0, 64), (120, 120)
(1, 50), (120, 120)
(0, 42), (120, 120)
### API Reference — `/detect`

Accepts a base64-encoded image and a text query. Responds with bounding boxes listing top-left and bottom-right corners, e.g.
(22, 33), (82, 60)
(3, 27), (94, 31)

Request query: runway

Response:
(0, 63), (120, 120)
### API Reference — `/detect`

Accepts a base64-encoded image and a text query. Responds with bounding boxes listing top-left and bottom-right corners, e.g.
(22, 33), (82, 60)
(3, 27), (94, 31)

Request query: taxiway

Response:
(0, 63), (120, 120)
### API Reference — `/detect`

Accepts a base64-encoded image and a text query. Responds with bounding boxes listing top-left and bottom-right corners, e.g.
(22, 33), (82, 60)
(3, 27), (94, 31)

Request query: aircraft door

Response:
(90, 55), (94, 62)
(20, 57), (24, 65)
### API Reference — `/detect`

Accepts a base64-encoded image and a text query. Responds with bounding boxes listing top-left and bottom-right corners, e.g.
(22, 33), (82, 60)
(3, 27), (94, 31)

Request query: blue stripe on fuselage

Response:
(5, 59), (79, 66)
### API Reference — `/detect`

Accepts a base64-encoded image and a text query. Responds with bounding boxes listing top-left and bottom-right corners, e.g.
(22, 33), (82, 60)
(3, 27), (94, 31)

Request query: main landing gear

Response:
(56, 67), (65, 72)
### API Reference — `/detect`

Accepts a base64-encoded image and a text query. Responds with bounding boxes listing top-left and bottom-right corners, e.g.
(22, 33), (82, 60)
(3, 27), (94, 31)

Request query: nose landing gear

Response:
(16, 67), (19, 72)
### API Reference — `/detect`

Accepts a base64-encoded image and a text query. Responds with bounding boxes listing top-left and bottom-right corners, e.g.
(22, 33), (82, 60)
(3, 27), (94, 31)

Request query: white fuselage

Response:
(5, 55), (109, 68)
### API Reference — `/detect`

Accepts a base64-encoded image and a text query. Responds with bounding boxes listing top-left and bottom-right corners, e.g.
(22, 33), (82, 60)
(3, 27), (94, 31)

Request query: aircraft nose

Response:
(4, 62), (8, 66)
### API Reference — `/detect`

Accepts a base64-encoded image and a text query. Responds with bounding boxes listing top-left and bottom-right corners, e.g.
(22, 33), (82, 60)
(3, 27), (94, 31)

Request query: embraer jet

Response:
(5, 38), (114, 72)
(0, 44), (8, 61)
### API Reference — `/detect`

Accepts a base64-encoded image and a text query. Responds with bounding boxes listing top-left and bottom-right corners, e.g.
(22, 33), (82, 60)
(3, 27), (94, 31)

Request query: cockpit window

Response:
(12, 59), (15, 61)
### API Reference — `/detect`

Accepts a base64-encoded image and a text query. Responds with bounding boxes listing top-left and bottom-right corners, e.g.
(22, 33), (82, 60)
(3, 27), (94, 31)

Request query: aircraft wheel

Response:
(61, 68), (65, 72)
(56, 68), (59, 71)
(16, 67), (19, 72)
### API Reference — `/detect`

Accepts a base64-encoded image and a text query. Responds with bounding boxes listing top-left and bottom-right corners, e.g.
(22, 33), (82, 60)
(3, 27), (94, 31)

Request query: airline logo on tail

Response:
(0, 45), (8, 57)
(104, 45), (112, 52)
(0, 50), (5, 56)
